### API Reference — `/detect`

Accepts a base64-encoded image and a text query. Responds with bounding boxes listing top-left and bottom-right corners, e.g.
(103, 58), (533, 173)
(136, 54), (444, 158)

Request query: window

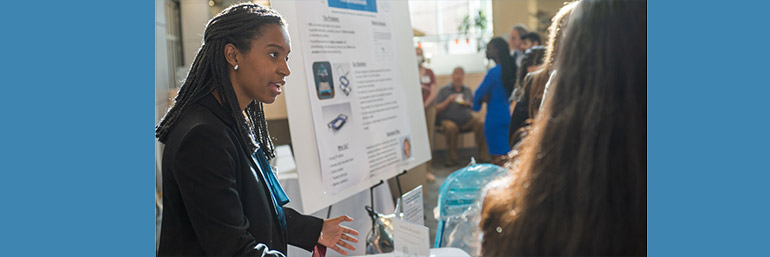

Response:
(409, 0), (493, 74)
(165, 0), (185, 88)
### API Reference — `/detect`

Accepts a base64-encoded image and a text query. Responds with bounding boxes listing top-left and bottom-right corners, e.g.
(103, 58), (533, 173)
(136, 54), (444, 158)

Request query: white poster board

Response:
(273, 0), (430, 214)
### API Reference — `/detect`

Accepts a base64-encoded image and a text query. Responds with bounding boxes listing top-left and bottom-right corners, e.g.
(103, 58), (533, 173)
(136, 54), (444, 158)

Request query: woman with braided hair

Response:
(156, 3), (358, 256)
(472, 37), (515, 164)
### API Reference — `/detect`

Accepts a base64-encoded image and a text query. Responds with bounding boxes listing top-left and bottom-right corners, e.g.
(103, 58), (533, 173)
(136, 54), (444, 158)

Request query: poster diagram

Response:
(335, 63), (353, 96)
(294, 0), (413, 194)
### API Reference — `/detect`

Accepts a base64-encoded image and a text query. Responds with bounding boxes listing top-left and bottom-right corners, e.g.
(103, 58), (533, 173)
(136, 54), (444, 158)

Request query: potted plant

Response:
(458, 10), (488, 51)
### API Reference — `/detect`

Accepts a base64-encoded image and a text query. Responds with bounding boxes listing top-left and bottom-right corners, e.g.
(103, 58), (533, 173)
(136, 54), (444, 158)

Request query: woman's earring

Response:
(234, 64), (239, 71)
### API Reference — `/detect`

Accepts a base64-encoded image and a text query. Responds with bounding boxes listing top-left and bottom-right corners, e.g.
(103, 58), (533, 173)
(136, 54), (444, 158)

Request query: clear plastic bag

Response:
(434, 159), (509, 256)
(364, 205), (397, 254)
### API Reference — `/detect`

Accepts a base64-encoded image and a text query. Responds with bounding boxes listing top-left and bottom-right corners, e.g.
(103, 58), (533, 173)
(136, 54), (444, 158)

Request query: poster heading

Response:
(328, 0), (378, 13)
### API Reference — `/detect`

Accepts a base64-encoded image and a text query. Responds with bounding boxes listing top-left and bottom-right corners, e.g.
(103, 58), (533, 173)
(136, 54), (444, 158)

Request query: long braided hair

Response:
(156, 3), (283, 159)
(487, 37), (516, 97)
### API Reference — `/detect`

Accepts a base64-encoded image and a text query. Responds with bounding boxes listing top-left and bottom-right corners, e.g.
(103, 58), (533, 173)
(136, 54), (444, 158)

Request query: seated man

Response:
(435, 67), (490, 165)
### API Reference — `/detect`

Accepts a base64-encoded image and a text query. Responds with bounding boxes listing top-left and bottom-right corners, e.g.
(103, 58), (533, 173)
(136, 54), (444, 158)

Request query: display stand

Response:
(394, 170), (408, 199)
(366, 179), (385, 229)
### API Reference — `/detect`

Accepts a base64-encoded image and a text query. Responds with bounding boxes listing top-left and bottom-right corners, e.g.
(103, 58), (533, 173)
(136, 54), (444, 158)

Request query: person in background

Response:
(481, 0), (647, 255)
(528, 1), (578, 117)
(473, 37), (514, 165)
(509, 24), (529, 67)
(155, 3), (358, 256)
(434, 67), (489, 166)
(508, 46), (546, 148)
(416, 47), (437, 182)
(506, 1), (579, 150)
(520, 32), (542, 51)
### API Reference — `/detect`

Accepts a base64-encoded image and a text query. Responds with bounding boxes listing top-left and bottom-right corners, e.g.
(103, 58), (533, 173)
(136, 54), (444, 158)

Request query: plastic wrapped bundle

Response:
(364, 206), (396, 254)
(434, 159), (509, 256)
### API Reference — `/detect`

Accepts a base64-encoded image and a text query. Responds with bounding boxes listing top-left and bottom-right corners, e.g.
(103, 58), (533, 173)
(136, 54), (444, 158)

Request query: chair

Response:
(433, 124), (476, 156)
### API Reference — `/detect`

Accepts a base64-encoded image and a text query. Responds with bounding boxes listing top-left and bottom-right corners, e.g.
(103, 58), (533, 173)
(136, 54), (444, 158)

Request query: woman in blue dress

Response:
(473, 37), (515, 162)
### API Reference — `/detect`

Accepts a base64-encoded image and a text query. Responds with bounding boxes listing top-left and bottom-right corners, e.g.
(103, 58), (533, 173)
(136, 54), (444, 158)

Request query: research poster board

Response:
(273, 0), (430, 214)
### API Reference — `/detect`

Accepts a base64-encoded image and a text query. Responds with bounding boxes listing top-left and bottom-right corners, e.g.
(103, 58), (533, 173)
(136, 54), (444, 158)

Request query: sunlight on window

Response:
(409, 0), (493, 75)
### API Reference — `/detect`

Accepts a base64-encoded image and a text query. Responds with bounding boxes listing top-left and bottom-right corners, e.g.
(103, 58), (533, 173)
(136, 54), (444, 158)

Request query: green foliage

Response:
(458, 10), (487, 36)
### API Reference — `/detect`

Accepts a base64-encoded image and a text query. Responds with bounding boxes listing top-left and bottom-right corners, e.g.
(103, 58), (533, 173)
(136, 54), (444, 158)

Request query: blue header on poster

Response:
(328, 0), (377, 13)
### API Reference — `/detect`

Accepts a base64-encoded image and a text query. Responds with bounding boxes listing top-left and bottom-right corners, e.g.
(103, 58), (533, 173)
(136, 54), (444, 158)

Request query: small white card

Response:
(400, 185), (424, 225)
(392, 218), (430, 257)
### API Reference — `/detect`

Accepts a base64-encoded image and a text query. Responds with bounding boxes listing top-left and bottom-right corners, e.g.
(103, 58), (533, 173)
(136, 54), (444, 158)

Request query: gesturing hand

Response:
(317, 215), (359, 255)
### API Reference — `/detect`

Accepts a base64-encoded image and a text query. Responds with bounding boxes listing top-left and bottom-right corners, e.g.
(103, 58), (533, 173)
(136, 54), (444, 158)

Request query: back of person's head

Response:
(512, 24), (528, 38)
(528, 0), (579, 117)
(511, 46), (546, 102)
(481, 0), (647, 256)
(156, 3), (285, 158)
(520, 46), (546, 82)
(487, 37), (516, 97)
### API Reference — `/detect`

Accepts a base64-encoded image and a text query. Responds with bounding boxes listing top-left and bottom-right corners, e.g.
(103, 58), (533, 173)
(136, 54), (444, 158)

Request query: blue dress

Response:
(473, 65), (511, 155)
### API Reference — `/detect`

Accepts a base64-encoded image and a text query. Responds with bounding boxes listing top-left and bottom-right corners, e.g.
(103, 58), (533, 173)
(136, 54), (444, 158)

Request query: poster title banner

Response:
(328, 0), (378, 13)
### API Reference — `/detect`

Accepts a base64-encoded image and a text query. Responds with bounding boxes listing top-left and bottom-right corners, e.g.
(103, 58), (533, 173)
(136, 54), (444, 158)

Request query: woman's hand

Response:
(317, 215), (359, 255)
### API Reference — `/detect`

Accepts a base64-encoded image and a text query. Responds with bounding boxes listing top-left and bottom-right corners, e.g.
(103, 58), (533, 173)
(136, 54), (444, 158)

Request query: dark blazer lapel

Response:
(199, 93), (285, 235)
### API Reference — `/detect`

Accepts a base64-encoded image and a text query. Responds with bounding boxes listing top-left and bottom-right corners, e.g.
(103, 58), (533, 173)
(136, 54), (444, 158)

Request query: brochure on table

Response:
(273, 0), (431, 213)
(393, 219), (431, 257)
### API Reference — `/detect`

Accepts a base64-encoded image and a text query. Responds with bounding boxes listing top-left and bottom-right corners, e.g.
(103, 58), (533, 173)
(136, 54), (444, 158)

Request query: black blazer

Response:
(158, 93), (323, 256)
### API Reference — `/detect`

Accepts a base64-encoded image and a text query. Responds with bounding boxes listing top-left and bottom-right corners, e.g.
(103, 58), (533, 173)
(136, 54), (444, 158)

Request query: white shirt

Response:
(511, 49), (525, 67)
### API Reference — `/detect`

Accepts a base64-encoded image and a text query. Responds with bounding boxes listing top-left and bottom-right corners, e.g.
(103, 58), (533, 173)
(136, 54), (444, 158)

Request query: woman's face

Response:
(416, 47), (424, 65)
(486, 43), (497, 60)
(231, 24), (292, 106)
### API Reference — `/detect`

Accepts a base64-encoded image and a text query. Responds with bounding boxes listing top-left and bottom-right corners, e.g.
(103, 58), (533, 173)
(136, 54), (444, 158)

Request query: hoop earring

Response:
(234, 64), (239, 71)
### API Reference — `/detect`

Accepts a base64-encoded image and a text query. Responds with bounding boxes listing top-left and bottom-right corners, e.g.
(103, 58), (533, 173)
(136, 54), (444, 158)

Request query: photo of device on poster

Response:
(322, 102), (353, 134)
(313, 61), (335, 100)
